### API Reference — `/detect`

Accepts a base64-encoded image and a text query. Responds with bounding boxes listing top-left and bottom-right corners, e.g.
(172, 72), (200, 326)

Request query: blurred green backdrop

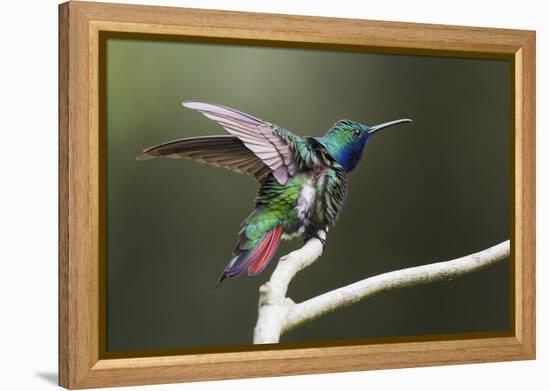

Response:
(105, 38), (510, 353)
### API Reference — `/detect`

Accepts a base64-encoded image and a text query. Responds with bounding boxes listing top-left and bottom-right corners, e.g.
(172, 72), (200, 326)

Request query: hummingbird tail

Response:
(216, 224), (283, 286)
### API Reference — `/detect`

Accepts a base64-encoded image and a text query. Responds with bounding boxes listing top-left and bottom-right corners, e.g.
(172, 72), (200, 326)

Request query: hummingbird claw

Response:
(309, 234), (327, 249)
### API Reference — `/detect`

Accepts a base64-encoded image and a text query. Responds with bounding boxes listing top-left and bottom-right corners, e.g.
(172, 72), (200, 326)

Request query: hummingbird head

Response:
(315, 118), (412, 172)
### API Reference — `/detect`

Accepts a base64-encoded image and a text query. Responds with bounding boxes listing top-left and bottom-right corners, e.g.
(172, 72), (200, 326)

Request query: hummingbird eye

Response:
(352, 129), (362, 138)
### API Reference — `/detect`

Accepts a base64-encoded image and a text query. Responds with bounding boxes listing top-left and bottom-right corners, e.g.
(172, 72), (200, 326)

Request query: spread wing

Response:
(137, 135), (271, 180)
(182, 101), (306, 185)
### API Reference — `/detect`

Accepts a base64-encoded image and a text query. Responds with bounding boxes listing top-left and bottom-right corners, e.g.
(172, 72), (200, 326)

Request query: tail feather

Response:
(216, 225), (283, 286)
(247, 225), (283, 276)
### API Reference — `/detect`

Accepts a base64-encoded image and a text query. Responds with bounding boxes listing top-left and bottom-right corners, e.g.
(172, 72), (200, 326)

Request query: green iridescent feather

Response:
(137, 101), (410, 284)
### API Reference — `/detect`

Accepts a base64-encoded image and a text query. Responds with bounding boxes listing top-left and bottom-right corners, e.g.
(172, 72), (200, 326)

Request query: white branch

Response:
(253, 238), (510, 344)
(285, 240), (510, 332)
(253, 231), (326, 344)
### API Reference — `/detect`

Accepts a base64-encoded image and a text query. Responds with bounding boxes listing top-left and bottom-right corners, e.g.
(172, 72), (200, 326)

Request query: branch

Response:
(285, 240), (510, 332)
(253, 238), (510, 344)
(253, 231), (326, 344)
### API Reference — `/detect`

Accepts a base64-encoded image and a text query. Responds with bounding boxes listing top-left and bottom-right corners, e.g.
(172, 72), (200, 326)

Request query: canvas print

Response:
(104, 36), (510, 354)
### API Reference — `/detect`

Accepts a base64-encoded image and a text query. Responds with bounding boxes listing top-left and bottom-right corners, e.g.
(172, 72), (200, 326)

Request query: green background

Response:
(105, 38), (510, 353)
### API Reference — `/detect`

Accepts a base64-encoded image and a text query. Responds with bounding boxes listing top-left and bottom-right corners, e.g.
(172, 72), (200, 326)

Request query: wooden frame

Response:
(59, 1), (536, 389)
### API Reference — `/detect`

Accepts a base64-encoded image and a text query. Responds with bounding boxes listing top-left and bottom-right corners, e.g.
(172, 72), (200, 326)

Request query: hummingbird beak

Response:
(368, 119), (412, 135)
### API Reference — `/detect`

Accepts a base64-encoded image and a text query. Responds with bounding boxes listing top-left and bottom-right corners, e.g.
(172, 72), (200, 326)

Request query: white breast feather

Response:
(282, 181), (316, 240)
(296, 182), (315, 221)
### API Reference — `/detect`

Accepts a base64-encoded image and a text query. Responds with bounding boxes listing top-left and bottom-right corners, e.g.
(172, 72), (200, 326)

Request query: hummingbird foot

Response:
(308, 233), (327, 249)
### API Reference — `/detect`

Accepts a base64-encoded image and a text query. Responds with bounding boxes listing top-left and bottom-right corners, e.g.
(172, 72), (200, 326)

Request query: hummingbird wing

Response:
(183, 100), (306, 185)
(136, 135), (271, 180)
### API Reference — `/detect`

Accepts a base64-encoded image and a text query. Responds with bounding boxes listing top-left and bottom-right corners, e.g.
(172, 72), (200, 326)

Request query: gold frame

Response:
(59, 1), (536, 389)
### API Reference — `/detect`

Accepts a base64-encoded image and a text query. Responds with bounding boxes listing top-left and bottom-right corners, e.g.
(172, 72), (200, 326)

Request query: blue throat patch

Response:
(315, 133), (369, 172)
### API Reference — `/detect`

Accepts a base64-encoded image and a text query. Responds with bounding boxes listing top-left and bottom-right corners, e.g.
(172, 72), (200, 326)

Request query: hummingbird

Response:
(137, 101), (411, 286)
